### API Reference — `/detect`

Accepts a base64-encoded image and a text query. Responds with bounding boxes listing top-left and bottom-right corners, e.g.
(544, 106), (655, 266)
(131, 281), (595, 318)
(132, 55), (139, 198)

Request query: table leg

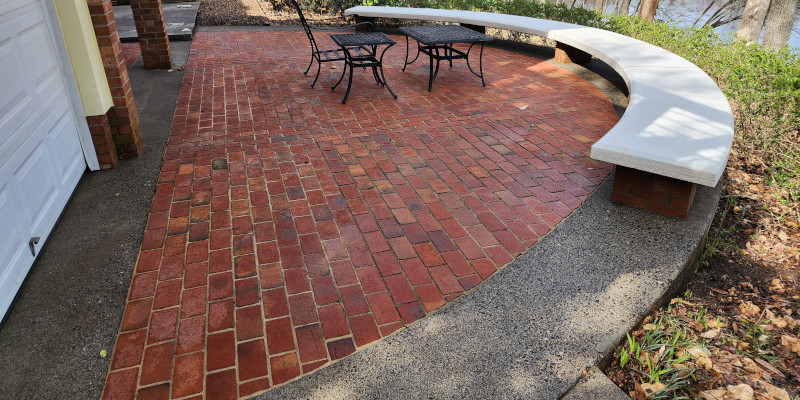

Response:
(370, 45), (382, 84)
(428, 46), (434, 92)
(447, 43), (453, 68)
(465, 42), (487, 87)
(341, 58), (355, 104)
(402, 36), (421, 72)
(479, 42), (485, 86)
(403, 35), (409, 72)
(332, 53), (348, 91)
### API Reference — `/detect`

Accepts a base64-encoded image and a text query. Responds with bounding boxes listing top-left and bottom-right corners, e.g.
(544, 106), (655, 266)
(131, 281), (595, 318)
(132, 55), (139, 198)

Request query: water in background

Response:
(607, 0), (800, 48)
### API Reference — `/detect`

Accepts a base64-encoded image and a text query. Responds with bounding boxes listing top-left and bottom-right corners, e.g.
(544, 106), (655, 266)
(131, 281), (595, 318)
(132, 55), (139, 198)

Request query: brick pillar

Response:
(86, 111), (119, 169)
(87, 0), (143, 159)
(554, 42), (592, 64)
(131, 0), (172, 69)
(611, 166), (697, 219)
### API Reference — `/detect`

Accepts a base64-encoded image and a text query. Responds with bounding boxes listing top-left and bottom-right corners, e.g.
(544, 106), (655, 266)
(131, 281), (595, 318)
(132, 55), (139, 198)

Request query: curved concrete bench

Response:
(344, 6), (734, 218)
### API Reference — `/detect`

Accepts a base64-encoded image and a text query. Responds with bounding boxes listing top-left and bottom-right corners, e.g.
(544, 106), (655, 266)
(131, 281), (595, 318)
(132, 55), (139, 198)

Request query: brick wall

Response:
(87, 0), (144, 162)
(611, 166), (697, 219)
(130, 0), (172, 69)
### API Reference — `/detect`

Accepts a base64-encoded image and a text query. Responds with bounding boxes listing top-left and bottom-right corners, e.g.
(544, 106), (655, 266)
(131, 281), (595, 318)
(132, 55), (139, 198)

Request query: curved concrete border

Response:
(344, 6), (734, 187)
(257, 171), (719, 399)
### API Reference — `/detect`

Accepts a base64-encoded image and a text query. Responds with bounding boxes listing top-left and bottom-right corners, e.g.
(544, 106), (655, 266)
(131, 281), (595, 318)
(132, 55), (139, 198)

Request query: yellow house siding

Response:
(53, 0), (113, 116)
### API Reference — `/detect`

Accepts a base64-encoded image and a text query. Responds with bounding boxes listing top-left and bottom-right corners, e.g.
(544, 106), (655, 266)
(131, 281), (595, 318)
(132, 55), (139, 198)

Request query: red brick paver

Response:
(121, 42), (142, 70)
(103, 31), (617, 399)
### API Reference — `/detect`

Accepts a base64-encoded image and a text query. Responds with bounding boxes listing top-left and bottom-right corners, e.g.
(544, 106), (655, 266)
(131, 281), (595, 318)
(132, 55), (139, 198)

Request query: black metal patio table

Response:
(399, 25), (492, 91)
(329, 32), (397, 104)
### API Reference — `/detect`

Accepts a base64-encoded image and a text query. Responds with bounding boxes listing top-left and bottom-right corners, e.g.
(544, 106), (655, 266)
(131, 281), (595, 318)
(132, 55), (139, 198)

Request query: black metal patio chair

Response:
(290, 0), (374, 88)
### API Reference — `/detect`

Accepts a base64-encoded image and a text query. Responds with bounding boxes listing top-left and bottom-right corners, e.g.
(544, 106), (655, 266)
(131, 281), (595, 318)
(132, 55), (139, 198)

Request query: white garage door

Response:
(0, 0), (87, 319)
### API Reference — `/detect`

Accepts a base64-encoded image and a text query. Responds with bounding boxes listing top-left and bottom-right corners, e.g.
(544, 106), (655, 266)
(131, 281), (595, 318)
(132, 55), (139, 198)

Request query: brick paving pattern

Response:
(121, 43), (141, 69)
(102, 31), (618, 399)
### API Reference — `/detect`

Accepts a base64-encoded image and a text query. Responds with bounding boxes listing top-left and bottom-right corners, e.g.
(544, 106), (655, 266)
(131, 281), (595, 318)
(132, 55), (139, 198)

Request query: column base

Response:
(86, 111), (119, 169)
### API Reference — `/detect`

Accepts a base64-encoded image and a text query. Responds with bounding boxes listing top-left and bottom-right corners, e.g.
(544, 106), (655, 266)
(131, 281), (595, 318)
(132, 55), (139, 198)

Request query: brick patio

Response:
(104, 30), (617, 399)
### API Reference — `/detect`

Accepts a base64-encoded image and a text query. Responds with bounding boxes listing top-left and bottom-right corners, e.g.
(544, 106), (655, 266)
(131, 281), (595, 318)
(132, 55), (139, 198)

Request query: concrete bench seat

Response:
(344, 6), (734, 218)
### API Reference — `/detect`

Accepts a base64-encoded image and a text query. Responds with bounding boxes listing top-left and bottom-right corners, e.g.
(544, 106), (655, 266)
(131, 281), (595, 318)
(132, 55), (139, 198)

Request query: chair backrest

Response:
(290, 0), (319, 53)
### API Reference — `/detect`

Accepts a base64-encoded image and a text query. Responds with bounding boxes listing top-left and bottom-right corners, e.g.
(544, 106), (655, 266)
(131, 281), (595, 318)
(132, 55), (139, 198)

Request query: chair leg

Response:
(311, 59), (322, 88)
(304, 53), (314, 75)
(372, 66), (382, 85)
(332, 61), (348, 91)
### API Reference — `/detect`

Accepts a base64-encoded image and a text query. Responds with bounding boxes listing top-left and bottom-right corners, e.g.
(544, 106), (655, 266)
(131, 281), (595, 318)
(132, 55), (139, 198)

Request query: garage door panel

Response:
(17, 14), (61, 96)
(14, 139), (59, 231)
(0, 0), (86, 319)
(0, 35), (29, 149)
(1, 85), (69, 169)
(49, 112), (85, 184)
(0, 0), (35, 17)
(0, 183), (31, 317)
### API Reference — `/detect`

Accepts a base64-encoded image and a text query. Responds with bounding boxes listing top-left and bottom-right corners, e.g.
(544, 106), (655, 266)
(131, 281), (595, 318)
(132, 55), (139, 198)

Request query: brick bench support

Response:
(460, 23), (486, 34)
(554, 42), (591, 64)
(611, 166), (697, 219)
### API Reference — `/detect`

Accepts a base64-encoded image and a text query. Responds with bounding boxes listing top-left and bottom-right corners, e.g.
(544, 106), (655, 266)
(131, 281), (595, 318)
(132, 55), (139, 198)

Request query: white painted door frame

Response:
(40, 0), (100, 171)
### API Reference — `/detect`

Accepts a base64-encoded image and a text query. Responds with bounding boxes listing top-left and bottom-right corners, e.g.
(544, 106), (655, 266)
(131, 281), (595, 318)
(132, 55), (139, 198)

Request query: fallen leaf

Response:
(725, 383), (755, 400)
(641, 382), (666, 398)
(707, 319), (727, 328)
(100, 349), (107, 358)
(742, 357), (764, 375)
(688, 347), (713, 370)
(654, 345), (666, 361)
(755, 358), (786, 378)
(751, 379), (791, 400)
(642, 323), (656, 331)
(700, 388), (727, 400)
(766, 309), (788, 328)
(780, 335), (800, 355)
(702, 328), (721, 339)
(738, 301), (761, 316)
(737, 341), (751, 351)
(769, 279), (785, 293)
(688, 346), (710, 358)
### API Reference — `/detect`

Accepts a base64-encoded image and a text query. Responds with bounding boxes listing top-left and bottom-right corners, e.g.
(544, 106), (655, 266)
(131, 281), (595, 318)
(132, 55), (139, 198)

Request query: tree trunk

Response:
(762, 0), (799, 49)
(637, 0), (660, 21)
(618, 0), (632, 14)
(737, 0), (771, 41)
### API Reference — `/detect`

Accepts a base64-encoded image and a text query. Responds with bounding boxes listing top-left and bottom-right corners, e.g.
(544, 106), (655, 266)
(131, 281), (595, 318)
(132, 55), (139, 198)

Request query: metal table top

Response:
(399, 25), (492, 46)
(330, 31), (396, 47)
